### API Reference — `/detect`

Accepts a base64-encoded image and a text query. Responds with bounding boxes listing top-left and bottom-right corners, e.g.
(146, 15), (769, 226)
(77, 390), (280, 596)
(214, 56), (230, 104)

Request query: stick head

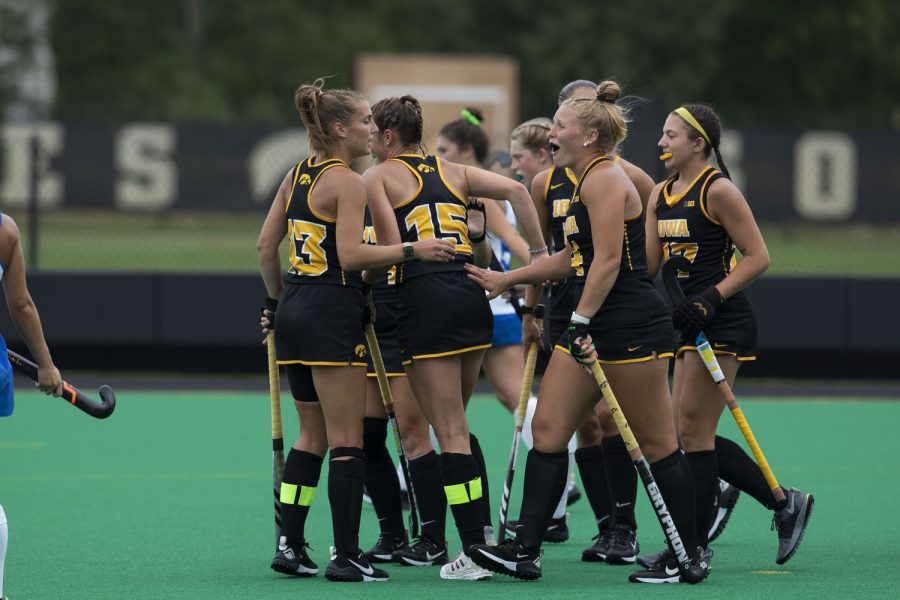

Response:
(661, 256), (693, 303)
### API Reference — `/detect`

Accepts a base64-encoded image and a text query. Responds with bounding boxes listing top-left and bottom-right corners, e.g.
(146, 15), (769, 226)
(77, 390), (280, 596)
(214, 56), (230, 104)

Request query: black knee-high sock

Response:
(469, 433), (492, 528)
(650, 450), (697, 553)
(602, 435), (638, 530)
(519, 449), (569, 551)
(328, 447), (366, 555)
(575, 445), (613, 533)
(280, 448), (324, 548)
(408, 451), (447, 543)
(686, 450), (718, 548)
(440, 452), (485, 550)
(362, 417), (405, 536)
(716, 435), (784, 510)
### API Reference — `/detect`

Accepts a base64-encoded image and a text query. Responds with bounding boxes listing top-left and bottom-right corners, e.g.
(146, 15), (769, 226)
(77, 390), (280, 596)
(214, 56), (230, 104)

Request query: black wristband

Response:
(520, 305), (534, 316)
(264, 297), (278, 312)
(469, 230), (486, 243)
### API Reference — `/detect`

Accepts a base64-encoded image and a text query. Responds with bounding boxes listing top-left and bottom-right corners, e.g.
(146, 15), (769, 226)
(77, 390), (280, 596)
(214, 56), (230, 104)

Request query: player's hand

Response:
(412, 238), (456, 262)
(466, 198), (487, 241)
(567, 320), (594, 367)
(261, 297), (277, 342)
(464, 263), (511, 300)
(521, 314), (543, 355)
(37, 363), (63, 397)
(673, 286), (722, 342)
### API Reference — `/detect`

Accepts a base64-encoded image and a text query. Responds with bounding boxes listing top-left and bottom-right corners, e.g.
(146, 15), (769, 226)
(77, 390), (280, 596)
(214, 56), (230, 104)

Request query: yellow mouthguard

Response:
(659, 152), (672, 160)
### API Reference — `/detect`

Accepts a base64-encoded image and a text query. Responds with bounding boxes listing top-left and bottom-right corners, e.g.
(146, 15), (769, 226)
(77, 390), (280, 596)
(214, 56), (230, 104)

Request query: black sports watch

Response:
(402, 242), (415, 262)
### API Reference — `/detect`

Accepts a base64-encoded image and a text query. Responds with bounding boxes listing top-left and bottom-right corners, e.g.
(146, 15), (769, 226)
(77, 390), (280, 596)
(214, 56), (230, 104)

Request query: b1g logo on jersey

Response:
(658, 219), (690, 238)
(552, 198), (570, 218)
(563, 215), (579, 237)
(417, 164), (435, 174)
(299, 173), (311, 185)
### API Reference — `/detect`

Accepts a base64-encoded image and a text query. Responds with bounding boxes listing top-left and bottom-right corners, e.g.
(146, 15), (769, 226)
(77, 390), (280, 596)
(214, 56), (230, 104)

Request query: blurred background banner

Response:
(0, 0), (898, 374)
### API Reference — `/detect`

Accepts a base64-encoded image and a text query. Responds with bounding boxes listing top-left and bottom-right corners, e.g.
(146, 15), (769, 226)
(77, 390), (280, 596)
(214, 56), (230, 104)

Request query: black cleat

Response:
(605, 523), (640, 564)
(629, 546), (711, 584)
(635, 546), (668, 570)
(708, 479), (740, 543)
(271, 536), (318, 577)
(324, 547), (390, 582)
(393, 535), (449, 566)
(581, 529), (613, 562)
(503, 514), (569, 543)
(364, 531), (408, 563)
(567, 484), (582, 506)
(469, 538), (542, 580)
(773, 488), (814, 565)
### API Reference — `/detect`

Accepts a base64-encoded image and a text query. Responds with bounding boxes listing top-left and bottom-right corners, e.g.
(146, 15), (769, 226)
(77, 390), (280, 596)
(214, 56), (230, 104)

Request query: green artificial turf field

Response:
(1, 389), (897, 599)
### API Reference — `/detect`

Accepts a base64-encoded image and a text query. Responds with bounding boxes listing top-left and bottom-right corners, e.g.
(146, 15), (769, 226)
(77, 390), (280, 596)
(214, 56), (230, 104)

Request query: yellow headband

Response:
(674, 107), (711, 146)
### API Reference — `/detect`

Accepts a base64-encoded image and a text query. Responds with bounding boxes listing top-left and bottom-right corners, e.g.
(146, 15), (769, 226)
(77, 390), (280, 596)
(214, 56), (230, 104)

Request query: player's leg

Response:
(481, 344), (524, 413)
(596, 399), (640, 565)
(271, 365), (327, 577)
(362, 379), (407, 562)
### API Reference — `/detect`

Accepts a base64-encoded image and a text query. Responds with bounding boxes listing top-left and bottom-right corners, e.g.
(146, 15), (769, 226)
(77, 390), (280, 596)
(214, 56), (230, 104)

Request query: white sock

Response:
(521, 396), (537, 450)
(553, 447), (576, 519)
(0, 504), (7, 598)
(429, 425), (441, 452)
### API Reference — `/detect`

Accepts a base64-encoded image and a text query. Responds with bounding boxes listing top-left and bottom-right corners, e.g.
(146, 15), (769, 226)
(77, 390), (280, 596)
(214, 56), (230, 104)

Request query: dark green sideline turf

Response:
(1, 390), (897, 599)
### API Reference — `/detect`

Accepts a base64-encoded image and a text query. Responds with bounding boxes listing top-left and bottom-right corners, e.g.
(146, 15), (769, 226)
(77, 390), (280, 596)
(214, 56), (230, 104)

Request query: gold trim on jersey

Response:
(699, 169), (723, 226)
(402, 342), (492, 364)
(564, 168), (578, 184)
(366, 372), (406, 378)
(284, 165), (303, 213)
(388, 158), (425, 210)
(306, 162), (347, 224)
(623, 224), (634, 271)
(663, 166), (714, 208)
(578, 155), (612, 181)
(554, 344), (674, 364)
(435, 157), (467, 204)
(542, 167), (555, 201)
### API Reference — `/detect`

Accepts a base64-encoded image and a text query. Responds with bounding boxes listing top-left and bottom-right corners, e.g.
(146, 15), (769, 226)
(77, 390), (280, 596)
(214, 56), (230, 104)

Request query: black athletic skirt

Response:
(675, 291), (757, 361)
(555, 274), (674, 364)
(275, 283), (367, 367)
(545, 277), (577, 349)
(397, 270), (493, 364)
(366, 291), (405, 377)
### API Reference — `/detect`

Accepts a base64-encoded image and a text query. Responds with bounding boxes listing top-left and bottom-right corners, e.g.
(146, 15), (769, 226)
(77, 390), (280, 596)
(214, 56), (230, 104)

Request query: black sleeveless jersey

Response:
(655, 166), (734, 296)
(284, 157), (362, 288)
(390, 154), (473, 282)
(563, 156), (648, 281)
(543, 166), (578, 253)
(363, 208), (398, 302)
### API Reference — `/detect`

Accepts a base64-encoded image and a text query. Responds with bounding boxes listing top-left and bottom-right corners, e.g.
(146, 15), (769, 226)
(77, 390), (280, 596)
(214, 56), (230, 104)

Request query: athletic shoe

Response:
(581, 529), (613, 562)
(364, 531), (408, 563)
(628, 546), (711, 584)
(271, 536), (318, 577)
(567, 484), (582, 506)
(325, 546), (390, 582)
(604, 523), (640, 564)
(469, 538), (542, 580)
(772, 488), (814, 565)
(636, 546), (668, 570)
(503, 513), (569, 543)
(438, 549), (493, 580)
(708, 479), (740, 543)
(393, 535), (449, 566)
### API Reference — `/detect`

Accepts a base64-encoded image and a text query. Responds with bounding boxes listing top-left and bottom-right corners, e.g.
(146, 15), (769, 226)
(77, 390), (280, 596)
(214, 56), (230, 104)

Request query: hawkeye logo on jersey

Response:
(658, 219), (690, 238)
(563, 215), (579, 237)
(355, 344), (367, 359)
(552, 198), (570, 218)
(299, 173), (311, 185)
(417, 164), (435, 174)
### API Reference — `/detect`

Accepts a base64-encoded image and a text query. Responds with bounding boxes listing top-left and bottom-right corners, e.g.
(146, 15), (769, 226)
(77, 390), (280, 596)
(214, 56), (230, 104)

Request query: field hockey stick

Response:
(266, 331), (285, 551)
(586, 359), (702, 583)
(661, 256), (785, 503)
(364, 321), (420, 538)
(7, 349), (116, 419)
(497, 304), (545, 542)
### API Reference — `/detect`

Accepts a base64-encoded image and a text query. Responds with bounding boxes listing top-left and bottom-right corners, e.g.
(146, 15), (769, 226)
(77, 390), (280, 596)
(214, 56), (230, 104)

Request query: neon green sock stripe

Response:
(444, 477), (482, 505)
(298, 485), (317, 507)
(279, 483), (317, 506)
